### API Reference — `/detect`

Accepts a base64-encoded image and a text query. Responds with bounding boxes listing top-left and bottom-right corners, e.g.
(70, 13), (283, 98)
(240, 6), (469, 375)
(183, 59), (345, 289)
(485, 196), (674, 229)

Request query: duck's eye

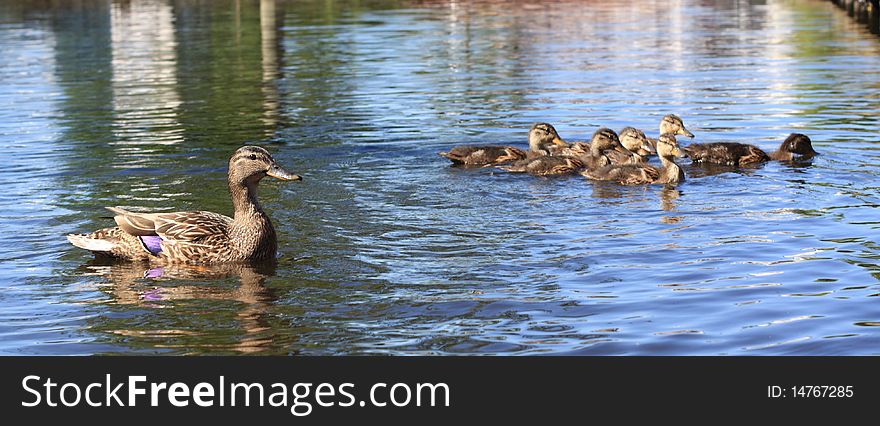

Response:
(249, 154), (257, 160)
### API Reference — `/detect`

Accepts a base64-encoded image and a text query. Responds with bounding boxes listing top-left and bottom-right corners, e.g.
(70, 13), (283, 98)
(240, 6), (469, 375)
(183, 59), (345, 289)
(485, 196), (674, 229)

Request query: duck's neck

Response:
(230, 179), (266, 220)
(658, 155), (685, 184)
(228, 179), (276, 260)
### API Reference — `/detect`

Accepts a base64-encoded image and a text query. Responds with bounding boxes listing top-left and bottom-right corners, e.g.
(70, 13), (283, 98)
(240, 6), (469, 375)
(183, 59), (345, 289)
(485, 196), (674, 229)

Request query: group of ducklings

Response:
(438, 114), (817, 185)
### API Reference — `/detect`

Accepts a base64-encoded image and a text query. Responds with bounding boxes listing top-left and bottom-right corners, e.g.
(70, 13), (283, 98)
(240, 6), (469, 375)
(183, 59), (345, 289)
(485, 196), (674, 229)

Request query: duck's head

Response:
(228, 146), (302, 186)
(657, 134), (687, 159)
(779, 133), (816, 157)
(590, 127), (630, 156)
(619, 127), (654, 156)
(660, 114), (694, 138)
(529, 122), (567, 153)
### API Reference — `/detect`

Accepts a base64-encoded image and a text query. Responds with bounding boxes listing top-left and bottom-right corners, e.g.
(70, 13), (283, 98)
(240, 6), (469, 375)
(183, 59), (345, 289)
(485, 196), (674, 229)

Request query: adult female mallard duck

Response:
(67, 146), (302, 263)
(582, 134), (687, 185)
(438, 122), (567, 166)
(499, 128), (629, 176)
(684, 133), (816, 166)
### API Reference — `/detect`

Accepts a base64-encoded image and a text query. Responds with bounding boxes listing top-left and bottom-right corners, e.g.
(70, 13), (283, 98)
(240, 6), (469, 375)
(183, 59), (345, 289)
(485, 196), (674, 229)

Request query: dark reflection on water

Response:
(1, 0), (879, 355)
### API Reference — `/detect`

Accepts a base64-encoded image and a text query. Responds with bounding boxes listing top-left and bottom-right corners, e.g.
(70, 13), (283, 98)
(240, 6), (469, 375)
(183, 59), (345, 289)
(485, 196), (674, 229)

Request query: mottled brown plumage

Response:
(684, 142), (770, 166)
(67, 146), (302, 264)
(499, 156), (586, 176)
(439, 122), (566, 166)
(437, 145), (528, 166)
(500, 128), (628, 176)
(583, 134), (687, 185)
(606, 127), (653, 165)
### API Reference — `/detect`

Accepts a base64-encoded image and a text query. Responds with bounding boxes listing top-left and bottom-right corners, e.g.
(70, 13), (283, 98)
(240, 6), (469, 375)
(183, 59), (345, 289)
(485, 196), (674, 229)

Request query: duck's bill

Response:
(267, 164), (303, 181)
(672, 147), (688, 158)
(552, 136), (568, 146)
(678, 128), (695, 138)
(641, 141), (656, 155)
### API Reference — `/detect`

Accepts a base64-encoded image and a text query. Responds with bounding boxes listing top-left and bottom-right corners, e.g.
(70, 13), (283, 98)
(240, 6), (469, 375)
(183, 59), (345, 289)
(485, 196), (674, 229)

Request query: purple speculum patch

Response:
(139, 235), (163, 256)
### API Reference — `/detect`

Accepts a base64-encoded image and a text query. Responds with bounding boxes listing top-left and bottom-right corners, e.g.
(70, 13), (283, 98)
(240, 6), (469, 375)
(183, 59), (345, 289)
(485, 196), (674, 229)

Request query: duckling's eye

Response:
(249, 154), (257, 160)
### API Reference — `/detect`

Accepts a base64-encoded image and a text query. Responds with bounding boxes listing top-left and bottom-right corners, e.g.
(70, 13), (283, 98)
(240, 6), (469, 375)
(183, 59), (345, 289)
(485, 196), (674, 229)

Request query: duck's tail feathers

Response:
(67, 234), (115, 253)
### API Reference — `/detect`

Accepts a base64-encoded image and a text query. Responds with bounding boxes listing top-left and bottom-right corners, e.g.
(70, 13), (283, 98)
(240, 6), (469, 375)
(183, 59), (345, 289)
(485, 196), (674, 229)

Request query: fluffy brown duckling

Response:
(438, 122), (567, 166)
(583, 134), (687, 185)
(643, 114), (694, 151)
(684, 133), (816, 166)
(606, 127), (654, 164)
(660, 114), (695, 139)
(499, 128), (629, 176)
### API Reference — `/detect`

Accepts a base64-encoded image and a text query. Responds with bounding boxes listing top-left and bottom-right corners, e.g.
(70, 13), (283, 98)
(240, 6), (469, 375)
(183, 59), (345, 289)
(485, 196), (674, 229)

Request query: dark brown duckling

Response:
(583, 134), (687, 185)
(500, 128), (629, 176)
(685, 133), (816, 166)
(438, 122), (567, 166)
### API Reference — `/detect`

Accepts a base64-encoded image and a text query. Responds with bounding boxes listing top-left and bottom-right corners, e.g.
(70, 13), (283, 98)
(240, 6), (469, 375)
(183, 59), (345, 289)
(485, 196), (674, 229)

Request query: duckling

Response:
(582, 134), (687, 185)
(575, 128), (633, 169)
(643, 114), (694, 152)
(438, 122), (567, 166)
(660, 114), (695, 138)
(685, 132), (817, 166)
(499, 128), (629, 176)
(606, 127), (654, 164)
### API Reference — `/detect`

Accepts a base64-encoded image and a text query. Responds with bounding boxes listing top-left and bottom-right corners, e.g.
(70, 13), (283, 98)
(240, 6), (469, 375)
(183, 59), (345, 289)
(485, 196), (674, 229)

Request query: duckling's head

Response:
(228, 146), (302, 186)
(660, 114), (694, 138)
(619, 127), (654, 156)
(590, 127), (630, 156)
(656, 134), (687, 159)
(779, 133), (816, 156)
(529, 122), (566, 153)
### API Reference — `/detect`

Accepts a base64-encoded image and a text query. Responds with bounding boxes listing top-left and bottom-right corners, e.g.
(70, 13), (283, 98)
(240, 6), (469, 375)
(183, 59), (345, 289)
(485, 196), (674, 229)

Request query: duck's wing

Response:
(684, 143), (768, 166)
(583, 164), (659, 185)
(107, 207), (232, 241)
(605, 150), (644, 165)
(501, 156), (584, 176)
(439, 145), (526, 166)
(530, 157), (584, 176)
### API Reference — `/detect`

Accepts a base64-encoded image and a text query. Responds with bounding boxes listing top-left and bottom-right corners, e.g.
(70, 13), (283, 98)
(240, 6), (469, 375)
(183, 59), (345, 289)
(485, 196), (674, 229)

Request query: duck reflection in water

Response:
(76, 259), (280, 354)
(660, 186), (684, 224)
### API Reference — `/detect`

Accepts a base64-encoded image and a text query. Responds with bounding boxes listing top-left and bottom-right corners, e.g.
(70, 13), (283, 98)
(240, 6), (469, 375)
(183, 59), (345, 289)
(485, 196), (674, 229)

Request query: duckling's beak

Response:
(552, 136), (567, 147)
(678, 127), (695, 138)
(267, 163), (303, 181)
(640, 140), (656, 155)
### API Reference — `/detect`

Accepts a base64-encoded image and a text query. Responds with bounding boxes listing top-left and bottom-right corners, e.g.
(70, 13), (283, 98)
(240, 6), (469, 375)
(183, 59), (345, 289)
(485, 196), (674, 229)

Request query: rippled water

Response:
(1, 0), (879, 355)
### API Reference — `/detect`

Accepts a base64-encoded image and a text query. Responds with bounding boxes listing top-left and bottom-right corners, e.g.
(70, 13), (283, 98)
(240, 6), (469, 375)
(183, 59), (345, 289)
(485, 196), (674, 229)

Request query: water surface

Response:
(1, 0), (879, 355)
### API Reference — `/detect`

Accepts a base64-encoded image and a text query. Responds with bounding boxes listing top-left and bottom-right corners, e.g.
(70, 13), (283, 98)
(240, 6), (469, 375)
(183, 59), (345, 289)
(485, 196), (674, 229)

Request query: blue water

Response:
(0, 0), (878, 355)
